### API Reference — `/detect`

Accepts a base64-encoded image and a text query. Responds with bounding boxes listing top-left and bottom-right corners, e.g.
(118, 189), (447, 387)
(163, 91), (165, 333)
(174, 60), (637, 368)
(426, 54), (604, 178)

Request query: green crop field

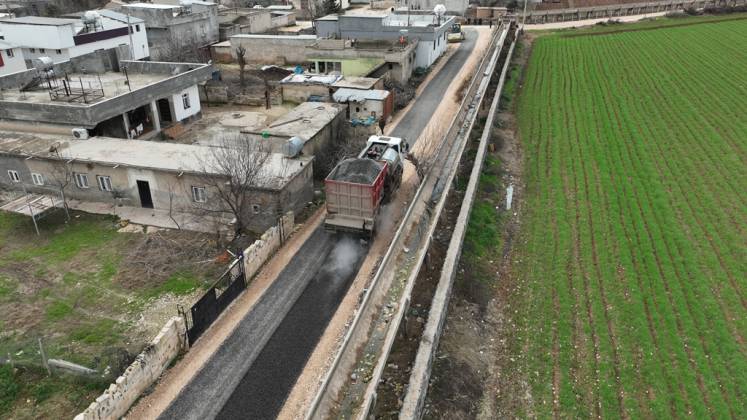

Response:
(512, 18), (747, 418)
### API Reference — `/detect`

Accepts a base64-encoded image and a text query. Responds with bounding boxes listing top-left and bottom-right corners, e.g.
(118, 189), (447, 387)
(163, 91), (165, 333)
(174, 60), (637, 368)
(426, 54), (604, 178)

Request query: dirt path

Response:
(524, 12), (669, 31)
(275, 26), (493, 420)
(127, 208), (325, 419)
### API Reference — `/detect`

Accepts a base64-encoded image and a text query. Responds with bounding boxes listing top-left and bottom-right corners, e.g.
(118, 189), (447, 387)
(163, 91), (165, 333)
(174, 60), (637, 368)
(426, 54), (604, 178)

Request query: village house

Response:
(0, 50), (212, 139)
(121, 1), (219, 60)
(0, 13), (150, 65)
(333, 87), (393, 122)
(0, 132), (313, 233)
(314, 10), (454, 70)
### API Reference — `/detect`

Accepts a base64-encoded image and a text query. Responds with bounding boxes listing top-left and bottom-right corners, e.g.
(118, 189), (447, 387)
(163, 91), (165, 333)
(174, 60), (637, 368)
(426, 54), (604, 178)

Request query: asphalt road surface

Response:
(390, 28), (478, 144)
(216, 235), (367, 419)
(159, 228), (338, 420)
(159, 30), (479, 420)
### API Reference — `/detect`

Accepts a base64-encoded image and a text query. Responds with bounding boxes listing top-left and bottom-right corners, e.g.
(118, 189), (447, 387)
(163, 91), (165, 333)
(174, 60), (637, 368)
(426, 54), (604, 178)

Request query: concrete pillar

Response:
(169, 98), (178, 123)
(150, 100), (161, 132)
(122, 112), (132, 139)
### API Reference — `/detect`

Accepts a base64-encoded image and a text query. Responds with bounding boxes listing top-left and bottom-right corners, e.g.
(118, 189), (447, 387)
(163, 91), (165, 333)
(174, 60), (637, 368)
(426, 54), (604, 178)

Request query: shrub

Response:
(0, 365), (20, 414)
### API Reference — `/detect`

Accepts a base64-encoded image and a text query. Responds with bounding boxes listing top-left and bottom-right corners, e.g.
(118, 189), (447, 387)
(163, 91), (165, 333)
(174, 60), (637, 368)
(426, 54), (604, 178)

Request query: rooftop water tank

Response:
(284, 136), (304, 158)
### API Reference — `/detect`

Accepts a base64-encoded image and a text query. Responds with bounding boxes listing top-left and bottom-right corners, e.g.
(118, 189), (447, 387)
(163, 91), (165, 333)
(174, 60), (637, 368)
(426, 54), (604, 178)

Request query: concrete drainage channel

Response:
(397, 25), (521, 419)
(305, 21), (514, 420)
(367, 25), (520, 419)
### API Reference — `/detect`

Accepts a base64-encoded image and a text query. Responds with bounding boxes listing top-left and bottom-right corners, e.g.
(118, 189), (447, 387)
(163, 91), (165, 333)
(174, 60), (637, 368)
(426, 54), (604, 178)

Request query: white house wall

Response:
(171, 85), (201, 122)
(414, 32), (447, 69)
(0, 48), (28, 76)
(0, 23), (75, 49)
(1, 22), (149, 64)
(69, 31), (150, 60)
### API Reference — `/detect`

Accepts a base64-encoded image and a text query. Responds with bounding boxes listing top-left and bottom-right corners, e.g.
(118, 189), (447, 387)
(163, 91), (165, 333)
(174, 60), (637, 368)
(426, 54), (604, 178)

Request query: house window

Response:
(29, 48), (36, 53)
(39, 48), (45, 53)
(182, 93), (191, 109)
(56, 49), (62, 55)
(5, 49), (13, 57)
(135, 24), (140, 32)
(31, 173), (44, 186)
(97, 175), (112, 191)
(74, 173), (89, 189)
(7, 170), (20, 183)
(191, 186), (206, 203)
(252, 204), (260, 214)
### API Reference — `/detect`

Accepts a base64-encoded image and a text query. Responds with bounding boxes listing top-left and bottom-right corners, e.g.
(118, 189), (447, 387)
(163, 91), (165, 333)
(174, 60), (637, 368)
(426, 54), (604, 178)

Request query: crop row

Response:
(512, 18), (747, 418)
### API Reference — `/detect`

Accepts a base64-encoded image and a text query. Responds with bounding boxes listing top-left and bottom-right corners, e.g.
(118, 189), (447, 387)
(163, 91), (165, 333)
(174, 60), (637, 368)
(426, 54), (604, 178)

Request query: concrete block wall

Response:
(229, 35), (316, 65)
(73, 317), (187, 420)
(243, 211), (294, 280)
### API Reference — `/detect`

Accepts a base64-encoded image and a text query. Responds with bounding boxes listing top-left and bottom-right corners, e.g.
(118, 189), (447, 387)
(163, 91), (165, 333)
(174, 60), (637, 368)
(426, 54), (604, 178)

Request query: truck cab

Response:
(359, 135), (407, 202)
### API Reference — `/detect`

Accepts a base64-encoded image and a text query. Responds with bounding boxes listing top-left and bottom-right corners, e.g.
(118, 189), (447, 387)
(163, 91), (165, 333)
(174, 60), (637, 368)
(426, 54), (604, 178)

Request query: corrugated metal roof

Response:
(333, 88), (389, 103)
(281, 73), (342, 85)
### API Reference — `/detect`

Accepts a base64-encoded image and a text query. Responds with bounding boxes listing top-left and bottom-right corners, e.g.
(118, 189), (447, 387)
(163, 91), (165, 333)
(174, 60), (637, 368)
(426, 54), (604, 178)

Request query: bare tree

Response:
(195, 135), (272, 239)
(47, 153), (74, 219)
(166, 182), (182, 230)
(158, 34), (211, 63)
(235, 45), (247, 88)
(315, 125), (368, 178)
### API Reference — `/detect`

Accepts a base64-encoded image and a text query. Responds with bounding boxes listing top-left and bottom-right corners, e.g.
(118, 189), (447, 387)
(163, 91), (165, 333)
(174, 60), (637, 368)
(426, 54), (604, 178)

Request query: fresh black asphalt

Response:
(159, 228), (336, 420)
(159, 29), (479, 420)
(216, 235), (367, 419)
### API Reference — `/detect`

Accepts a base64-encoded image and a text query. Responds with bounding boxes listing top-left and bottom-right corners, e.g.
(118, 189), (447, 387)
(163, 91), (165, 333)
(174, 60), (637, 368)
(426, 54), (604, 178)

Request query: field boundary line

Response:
(560, 14), (747, 37)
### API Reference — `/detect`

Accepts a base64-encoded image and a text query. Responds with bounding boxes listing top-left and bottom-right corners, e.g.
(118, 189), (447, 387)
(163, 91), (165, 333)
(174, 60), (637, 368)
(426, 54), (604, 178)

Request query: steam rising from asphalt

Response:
(321, 236), (365, 286)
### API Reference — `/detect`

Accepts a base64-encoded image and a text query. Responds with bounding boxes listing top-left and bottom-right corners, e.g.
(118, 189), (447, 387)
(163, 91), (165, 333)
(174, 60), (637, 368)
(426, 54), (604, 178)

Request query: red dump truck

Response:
(324, 135), (407, 237)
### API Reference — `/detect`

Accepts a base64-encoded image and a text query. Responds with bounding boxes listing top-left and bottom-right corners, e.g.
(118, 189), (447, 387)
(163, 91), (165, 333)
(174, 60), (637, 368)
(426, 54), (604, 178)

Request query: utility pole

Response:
(407, 0), (410, 27)
(126, 10), (135, 59)
(521, 0), (529, 29)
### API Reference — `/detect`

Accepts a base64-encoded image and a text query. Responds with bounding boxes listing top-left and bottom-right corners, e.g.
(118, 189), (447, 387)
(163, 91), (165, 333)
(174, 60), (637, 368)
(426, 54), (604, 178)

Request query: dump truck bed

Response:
(324, 158), (388, 235)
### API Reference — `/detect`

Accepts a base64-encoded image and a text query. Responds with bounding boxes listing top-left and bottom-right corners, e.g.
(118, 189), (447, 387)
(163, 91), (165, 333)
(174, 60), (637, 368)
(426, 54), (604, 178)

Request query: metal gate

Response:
(181, 255), (246, 345)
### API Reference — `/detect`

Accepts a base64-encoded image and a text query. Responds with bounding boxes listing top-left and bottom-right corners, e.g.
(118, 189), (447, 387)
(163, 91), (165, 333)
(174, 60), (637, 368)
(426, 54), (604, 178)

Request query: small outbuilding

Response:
(333, 88), (393, 122)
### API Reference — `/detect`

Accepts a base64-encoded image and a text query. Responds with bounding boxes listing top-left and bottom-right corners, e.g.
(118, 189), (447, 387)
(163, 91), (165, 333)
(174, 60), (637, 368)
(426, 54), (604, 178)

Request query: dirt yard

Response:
(0, 207), (224, 419)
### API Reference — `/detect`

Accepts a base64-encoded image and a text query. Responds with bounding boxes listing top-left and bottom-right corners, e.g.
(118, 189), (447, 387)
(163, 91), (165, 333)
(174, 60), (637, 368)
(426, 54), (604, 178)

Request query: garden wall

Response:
(73, 317), (186, 420)
(244, 211), (294, 280)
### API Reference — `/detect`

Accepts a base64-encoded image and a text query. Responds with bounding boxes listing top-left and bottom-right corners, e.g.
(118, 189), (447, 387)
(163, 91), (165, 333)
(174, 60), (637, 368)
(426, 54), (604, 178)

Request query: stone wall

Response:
(71, 211), (297, 420)
(73, 317), (187, 420)
(243, 210), (295, 280)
